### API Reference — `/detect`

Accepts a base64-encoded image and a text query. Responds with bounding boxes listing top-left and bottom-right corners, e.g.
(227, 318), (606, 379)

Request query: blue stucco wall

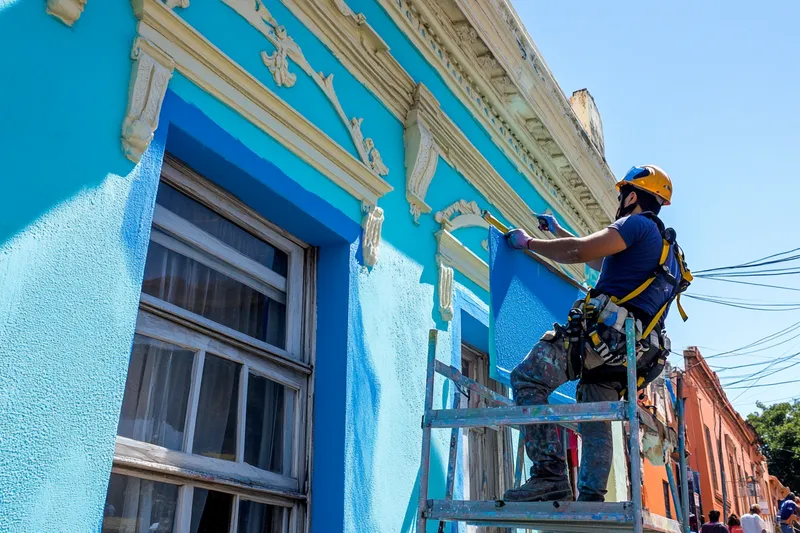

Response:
(0, 1), (591, 532)
(0, 2), (153, 531)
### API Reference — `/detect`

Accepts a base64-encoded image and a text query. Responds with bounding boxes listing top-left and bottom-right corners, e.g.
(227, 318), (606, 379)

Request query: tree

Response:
(747, 401), (800, 491)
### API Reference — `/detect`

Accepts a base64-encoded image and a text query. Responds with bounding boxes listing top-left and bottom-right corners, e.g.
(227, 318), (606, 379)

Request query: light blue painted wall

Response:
(0, 2), (154, 532)
(0, 1), (589, 532)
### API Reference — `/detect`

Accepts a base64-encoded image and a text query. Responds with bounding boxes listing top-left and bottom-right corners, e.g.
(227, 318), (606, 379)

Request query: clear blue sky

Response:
(511, 0), (800, 415)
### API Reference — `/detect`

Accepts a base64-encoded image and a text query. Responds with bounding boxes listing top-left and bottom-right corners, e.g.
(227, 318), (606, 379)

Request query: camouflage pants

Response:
(510, 339), (618, 500)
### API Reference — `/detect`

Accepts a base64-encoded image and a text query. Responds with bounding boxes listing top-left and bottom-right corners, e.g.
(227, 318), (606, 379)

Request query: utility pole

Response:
(716, 408), (729, 520)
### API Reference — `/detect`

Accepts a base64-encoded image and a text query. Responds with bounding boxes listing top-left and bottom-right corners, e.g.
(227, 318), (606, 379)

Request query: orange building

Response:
(683, 347), (779, 530)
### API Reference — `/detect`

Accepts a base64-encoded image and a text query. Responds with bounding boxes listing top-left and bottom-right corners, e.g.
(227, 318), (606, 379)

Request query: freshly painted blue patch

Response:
(488, 228), (583, 402)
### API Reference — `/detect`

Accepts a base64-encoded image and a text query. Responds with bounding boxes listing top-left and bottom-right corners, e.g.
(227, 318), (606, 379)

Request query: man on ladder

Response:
(501, 165), (691, 503)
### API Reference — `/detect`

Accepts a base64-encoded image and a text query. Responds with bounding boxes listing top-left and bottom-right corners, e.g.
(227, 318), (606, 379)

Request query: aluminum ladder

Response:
(417, 317), (691, 533)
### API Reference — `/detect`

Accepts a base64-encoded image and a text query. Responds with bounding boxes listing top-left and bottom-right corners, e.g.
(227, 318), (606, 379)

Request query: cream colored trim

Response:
(434, 200), (488, 233)
(132, 0), (392, 206)
(436, 229), (489, 293)
(123, 37), (175, 163)
(164, 0), (189, 7)
(404, 89), (440, 223)
(221, 0), (389, 177)
(479, 0), (618, 219)
(376, 0), (606, 234)
(437, 258), (455, 321)
(281, 0), (410, 120)
(417, 84), (586, 284)
(46, 0), (86, 26)
(361, 203), (384, 267)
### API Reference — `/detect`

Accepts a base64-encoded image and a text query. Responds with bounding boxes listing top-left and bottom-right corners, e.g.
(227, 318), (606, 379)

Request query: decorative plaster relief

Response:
(46, 0), (86, 26)
(361, 203), (384, 267)
(122, 37), (175, 163)
(404, 94), (440, 223)
(164, 0), (189, 8)
(434, 199), (488, 233)
(437, 257), (455, 321)
(223, 0), (389, 177)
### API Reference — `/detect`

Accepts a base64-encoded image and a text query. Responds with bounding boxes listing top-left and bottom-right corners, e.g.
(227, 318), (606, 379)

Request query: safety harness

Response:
(553, 212), (692, 394)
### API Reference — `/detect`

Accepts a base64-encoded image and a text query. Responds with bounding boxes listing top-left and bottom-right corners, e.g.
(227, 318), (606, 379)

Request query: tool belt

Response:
(543, 293), (672, 394)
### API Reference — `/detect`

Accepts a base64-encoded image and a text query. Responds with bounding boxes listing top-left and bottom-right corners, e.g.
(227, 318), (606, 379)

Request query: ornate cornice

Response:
(379, 0), (616, 230)
(458, 0), (618, 221)
(279, 0), (602, 235)
(131, 0), (392, 206)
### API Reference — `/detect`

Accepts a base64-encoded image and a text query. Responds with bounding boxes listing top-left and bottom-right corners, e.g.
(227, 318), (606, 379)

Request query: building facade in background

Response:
(0, 1), (624, 532)
(683, 347), (784, 530)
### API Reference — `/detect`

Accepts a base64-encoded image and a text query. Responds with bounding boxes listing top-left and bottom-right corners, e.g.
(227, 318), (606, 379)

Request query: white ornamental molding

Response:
(164, 0), (189, 8)
(46, 0), (86, 26)
(437, 257), (454, 322)
(361, 203), (384, 267)
(122, 37), (175, 163)
(223, 0), (389, 178)
(404, 90), (440, 223)
(434, 199), (488, 233)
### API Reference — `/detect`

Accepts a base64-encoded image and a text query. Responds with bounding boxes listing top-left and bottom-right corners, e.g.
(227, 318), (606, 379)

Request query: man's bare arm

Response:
(525, 228), (628, 265)
(539, 217), (606, 271)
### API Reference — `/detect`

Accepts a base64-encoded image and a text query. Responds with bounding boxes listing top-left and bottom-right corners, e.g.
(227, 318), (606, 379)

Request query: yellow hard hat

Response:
(615, 165), (673, 205)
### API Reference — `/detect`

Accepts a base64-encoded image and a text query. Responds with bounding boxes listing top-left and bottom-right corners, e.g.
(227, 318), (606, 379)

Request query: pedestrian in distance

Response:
(728, 513), (742, 533)
(700, 510), (729, 533)
(779, 493), (799, 533)
(740, 504), (767, 533)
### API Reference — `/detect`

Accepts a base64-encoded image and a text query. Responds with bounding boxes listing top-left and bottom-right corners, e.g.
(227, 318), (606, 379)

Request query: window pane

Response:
(238, 500), (287, 533)
(244, 373), (293, 475)
(142, 241), (287, 348)
(157, 182), (288, 276)
(118, 335), (194, 451)
(102, 473), (178, 533)
(190, 488), (233, 533)
(193, 354), (240, 461)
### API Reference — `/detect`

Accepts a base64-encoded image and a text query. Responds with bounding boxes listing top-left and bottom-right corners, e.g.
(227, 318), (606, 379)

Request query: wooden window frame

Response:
(109, 158), (315, 533)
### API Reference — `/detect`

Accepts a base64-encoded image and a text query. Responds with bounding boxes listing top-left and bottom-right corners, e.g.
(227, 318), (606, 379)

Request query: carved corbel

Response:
(122, 37), (175, 163)
(404, 85), (441, 223)
(437, 256), (454, 321)
(46, 0), (87, 26)
(361, 202), (384, 267)
(164, 0), (189, 7)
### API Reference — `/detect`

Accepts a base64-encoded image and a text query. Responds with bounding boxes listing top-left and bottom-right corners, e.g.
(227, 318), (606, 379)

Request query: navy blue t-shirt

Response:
(594, 214), (679, 317)
(780, 499), (797, 521)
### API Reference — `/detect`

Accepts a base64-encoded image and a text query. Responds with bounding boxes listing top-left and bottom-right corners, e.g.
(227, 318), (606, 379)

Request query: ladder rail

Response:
(416, 330), (438, 533)
(626, 317), (645, 533)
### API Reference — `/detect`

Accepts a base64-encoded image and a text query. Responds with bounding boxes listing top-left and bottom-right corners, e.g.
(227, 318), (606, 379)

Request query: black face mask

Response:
(615, 194), (637, 220)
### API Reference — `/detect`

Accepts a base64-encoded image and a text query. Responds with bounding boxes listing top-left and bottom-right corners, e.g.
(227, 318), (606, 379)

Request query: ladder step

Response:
(425, 401), (627, 429)
(426, 500), (682, 533)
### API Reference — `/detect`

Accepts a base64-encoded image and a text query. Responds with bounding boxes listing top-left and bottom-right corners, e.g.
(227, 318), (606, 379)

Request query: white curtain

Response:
(118, 336), (193, 451)
(193, 354), (240, 461)
(142, 241), (285, 347)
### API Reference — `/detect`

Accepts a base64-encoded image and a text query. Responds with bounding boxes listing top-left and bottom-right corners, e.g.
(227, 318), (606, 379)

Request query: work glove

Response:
(505, 229), (532, 250)
(535, 213), (558, 235)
